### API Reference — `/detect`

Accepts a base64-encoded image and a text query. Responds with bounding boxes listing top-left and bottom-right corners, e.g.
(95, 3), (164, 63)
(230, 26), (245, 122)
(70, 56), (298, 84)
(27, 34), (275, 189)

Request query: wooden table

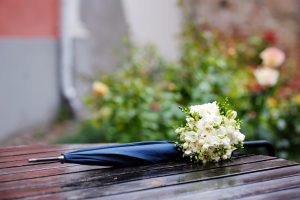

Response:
(0, 144), (300, 200)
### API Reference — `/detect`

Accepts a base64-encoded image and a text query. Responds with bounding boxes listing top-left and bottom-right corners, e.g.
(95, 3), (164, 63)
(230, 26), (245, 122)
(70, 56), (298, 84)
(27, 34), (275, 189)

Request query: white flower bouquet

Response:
(175, 101), (245, 163)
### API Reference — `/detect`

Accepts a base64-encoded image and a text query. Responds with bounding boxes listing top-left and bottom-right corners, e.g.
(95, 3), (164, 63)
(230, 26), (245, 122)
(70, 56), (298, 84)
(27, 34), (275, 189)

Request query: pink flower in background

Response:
(260, 47), (285, 68)
(254, 67), (279, 87)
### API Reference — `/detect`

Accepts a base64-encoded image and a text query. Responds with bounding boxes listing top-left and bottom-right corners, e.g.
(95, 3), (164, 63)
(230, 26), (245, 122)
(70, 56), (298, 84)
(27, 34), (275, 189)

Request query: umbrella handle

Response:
(243, 140), (275, 156)
(28, 155), (65, 163)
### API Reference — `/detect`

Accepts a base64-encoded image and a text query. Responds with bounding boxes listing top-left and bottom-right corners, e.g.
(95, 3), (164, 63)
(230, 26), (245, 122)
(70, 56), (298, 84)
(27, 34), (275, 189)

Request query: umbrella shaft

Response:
(28, 155), (65, 163)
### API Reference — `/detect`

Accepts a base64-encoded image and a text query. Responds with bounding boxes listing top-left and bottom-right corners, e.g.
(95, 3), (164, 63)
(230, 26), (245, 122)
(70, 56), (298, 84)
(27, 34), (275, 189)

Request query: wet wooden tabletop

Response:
(0, 144), (299, 200)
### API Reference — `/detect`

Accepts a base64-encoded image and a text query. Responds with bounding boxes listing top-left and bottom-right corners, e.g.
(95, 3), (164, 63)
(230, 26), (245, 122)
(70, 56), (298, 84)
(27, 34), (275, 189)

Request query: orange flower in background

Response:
(227, 45), (236, 57)
(167, 82), (177, 91)
(93, 81), (109, 97)
(260, 47), (285, 68)
(254, 67), (279, 87)
(267, 97), (278, 107)
(293, 94), (300, 105)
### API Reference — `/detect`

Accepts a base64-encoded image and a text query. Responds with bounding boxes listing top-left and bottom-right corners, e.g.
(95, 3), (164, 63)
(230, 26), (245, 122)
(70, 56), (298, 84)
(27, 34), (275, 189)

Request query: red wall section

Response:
(0, 0), (59, 37)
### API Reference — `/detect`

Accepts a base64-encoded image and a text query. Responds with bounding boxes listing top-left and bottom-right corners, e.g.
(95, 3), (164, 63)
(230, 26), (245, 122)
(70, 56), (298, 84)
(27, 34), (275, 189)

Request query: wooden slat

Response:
(0, 162), (185, 191)
(0, 162), (75, 175)
(19, 159), (297, 200)
(0, 159), (62, 169)
(0, 156), (284, 199)
(0, 151), (67, 163)
(173, 174), (300, 200)
(0, 165), (105, 182)
(0, 143), (111, 159)
(0, 155), (269, 192)
(80, 164), (300, 200)
(239, 186), (300, 200)
(0, 144), (108, 161)
(0, 145), (60, 153)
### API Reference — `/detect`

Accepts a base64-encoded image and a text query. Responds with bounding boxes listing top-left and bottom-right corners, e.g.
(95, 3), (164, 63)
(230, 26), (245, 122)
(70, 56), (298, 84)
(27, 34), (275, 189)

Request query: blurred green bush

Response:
(58, 22), (300, 161)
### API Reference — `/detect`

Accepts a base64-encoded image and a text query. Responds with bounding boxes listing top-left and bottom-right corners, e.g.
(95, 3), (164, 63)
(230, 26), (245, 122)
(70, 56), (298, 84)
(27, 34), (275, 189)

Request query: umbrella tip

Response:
(28, 158), (38, 162)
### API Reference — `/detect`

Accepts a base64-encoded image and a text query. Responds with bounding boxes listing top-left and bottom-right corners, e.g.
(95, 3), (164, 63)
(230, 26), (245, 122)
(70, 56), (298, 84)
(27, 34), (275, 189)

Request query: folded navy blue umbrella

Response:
(28, 140), (275, 167)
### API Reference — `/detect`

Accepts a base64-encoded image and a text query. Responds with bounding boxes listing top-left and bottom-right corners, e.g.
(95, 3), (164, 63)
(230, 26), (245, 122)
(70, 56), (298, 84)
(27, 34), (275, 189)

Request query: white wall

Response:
(122, 0), (182, 61)
(0, 39), (60, 140)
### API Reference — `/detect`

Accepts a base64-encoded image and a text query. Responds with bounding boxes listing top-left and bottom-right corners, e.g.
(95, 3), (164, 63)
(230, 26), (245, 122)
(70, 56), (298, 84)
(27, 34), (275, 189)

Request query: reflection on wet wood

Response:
(0, 144), (299, 200)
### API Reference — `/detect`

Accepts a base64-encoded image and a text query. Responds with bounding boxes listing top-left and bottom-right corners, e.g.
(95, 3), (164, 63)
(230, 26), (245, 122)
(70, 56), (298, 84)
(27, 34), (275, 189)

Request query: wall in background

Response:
(122, 0), (181, 61)
(0, 0), (59, 37)
(74, 0), (129, 99)
(0, 0), (60, 140)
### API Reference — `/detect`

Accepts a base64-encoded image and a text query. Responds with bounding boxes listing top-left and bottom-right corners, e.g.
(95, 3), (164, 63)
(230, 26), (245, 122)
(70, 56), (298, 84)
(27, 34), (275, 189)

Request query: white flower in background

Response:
(254, 67), (279, 87)
(260, 47), (285, 68)
(176, 102), (245, 163)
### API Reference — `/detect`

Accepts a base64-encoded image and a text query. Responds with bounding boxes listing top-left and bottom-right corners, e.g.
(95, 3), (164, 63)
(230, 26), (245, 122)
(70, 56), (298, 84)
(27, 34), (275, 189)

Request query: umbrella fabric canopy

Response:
(64, 141), (183, 166)
(28, 140), (274, 167)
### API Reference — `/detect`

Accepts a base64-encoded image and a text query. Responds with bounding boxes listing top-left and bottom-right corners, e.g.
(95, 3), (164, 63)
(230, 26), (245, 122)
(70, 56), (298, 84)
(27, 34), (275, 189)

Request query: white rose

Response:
(184, 150), (192, 155)
(183, 142), (188, 149)
(190, 102), (219, 116)
(202, 143), (210, 150)
(221, 137), (231, 147)
(186, 117), (195, 129)
(185, 131), (197, 142)
(226, 125), (235, 134)
(254, 67), (279, 87)
(218, 126), (226, 135)
(230, 131), (244, 144)
(175, 127), (183, 134)
(222, 155), (228, 160)
(198, 139), (204, 145)
(237, 133), (245, 142)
